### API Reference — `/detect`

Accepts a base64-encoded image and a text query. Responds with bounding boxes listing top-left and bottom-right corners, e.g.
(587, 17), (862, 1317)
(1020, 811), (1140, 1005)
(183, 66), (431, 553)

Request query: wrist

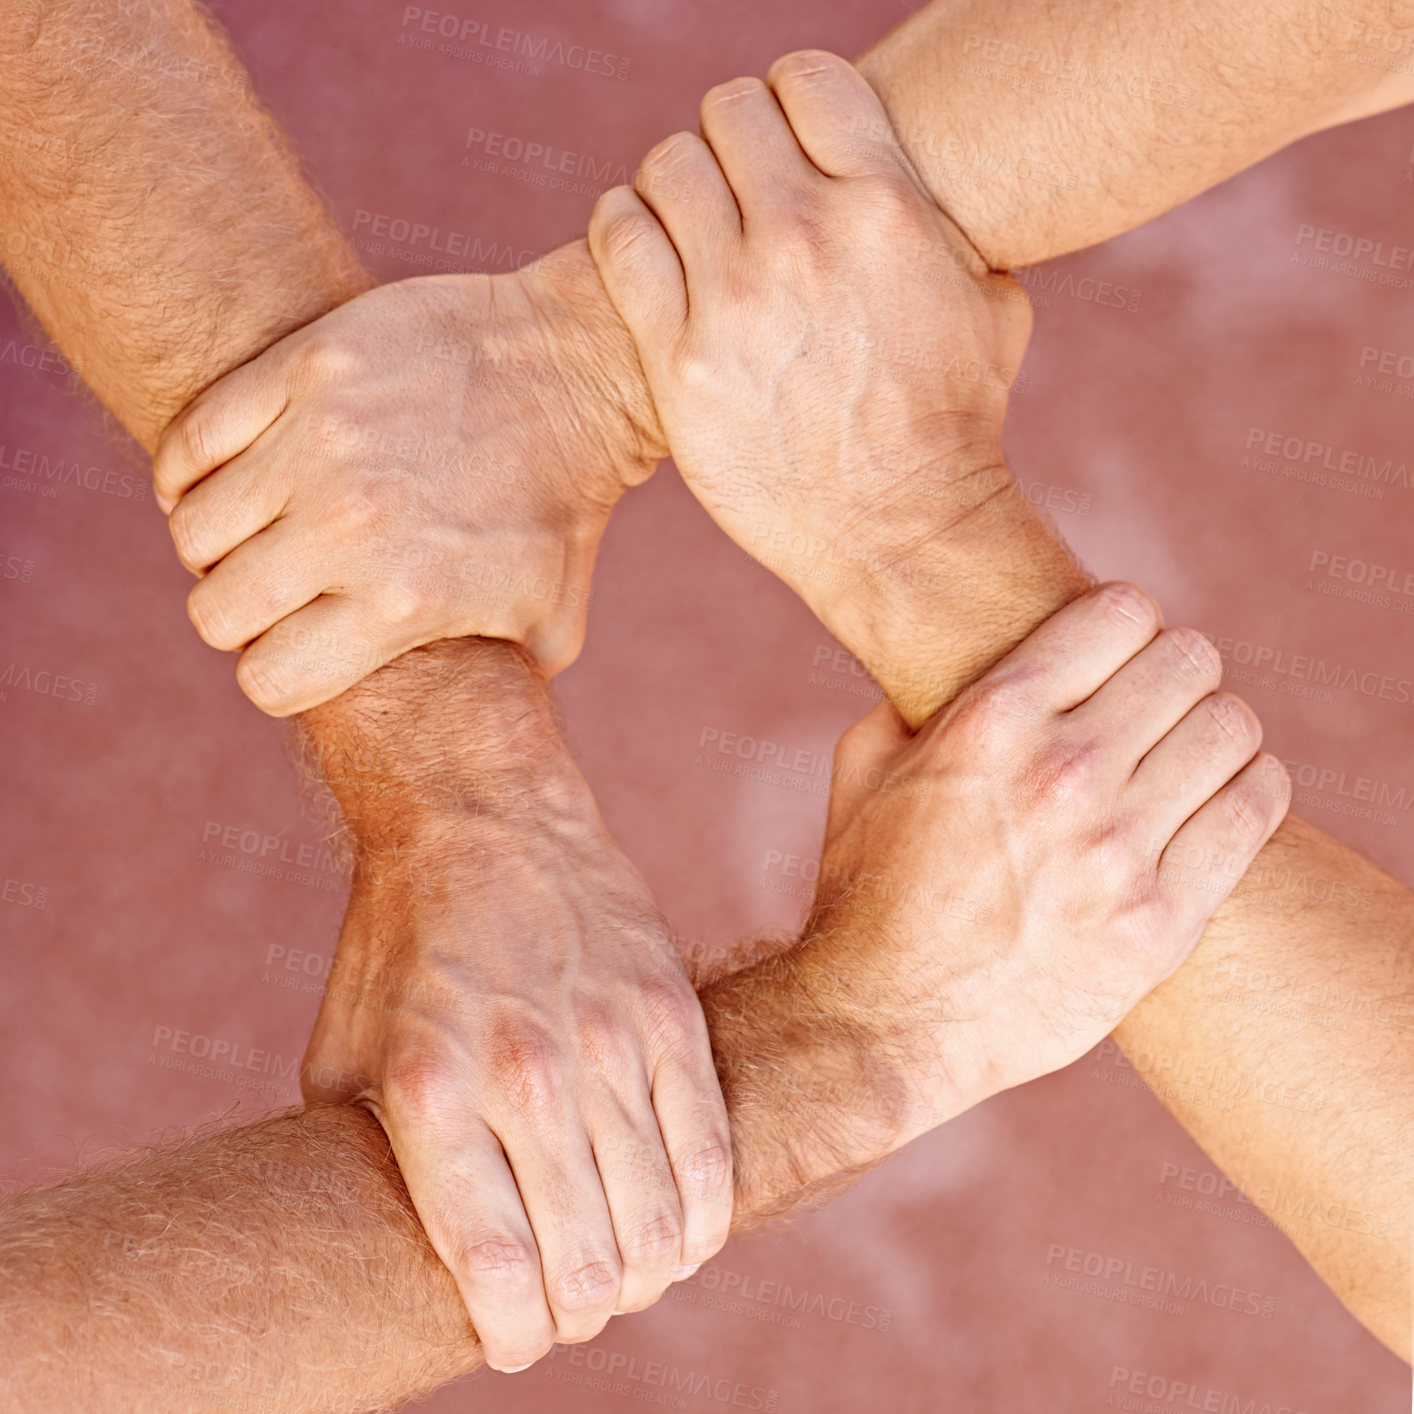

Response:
(523, 238), (668, 487)
(297, 638), (586, 858)
(817, 469), (1091, 724)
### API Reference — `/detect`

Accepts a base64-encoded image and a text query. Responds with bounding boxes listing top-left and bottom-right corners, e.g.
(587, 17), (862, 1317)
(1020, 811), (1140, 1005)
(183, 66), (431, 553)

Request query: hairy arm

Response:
(579, 44), (1412, 1353)
(854, 0), (1414, 269)
(0, 0), (371, 447)
(0, 5), (898, 1406)
(0, 632), (941, 1414)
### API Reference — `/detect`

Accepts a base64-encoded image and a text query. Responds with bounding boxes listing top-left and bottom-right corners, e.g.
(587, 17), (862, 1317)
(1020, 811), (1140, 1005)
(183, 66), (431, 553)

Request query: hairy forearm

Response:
(818, 476), (1413, 1355)
(0, 932), (920, 1414)
(0, 0), (370, 448)
(0, 1106), (475, 1414)
(855, 0), (1414, 268)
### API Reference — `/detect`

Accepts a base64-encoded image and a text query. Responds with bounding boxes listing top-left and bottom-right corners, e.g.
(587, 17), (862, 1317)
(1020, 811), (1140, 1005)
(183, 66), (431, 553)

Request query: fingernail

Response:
(499, 1364), (533, 1374)
(155, 494), (175, 515)
(672, 1263), (701, 1282)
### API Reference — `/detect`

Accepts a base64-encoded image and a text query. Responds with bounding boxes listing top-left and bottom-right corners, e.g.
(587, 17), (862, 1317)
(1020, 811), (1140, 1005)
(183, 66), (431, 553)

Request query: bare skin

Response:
(151, 0), (1414, 711)
(1, 0), (1409, 1379)
(586, 52), (1414, 1353)
(0, 0), (729, 1372)
(122, 10), (1414, 1348)
(0, 583), (1287, 1413)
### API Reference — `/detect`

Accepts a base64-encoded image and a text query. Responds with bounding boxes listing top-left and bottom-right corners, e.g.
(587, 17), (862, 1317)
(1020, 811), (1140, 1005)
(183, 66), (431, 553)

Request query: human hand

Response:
(587, 50), (1027, 633)
(152, 243), (665, 716)
(766, 584), (1290, 1152)
(298, 641), (730, 1372)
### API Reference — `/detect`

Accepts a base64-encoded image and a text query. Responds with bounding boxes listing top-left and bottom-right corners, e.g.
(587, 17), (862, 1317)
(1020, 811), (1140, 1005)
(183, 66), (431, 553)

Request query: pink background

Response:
(1, 0), (1411, 1409)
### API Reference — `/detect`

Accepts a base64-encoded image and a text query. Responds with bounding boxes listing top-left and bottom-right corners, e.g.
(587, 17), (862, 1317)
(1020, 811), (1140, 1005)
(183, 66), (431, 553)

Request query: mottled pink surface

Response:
(0, 1), (1410, 1409)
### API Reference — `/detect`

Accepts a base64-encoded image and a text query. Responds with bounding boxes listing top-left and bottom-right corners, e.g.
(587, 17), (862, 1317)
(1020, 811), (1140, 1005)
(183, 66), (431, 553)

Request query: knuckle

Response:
(234, 653), (296, 717)
(1222, 779), (1270, 840)
(1097, 581), (1161, 637)
(1089, 820), (1141, 896)
(677, 1136), (733, 1202)
(640, 130), (699, 174)
(636, 133), (706, 204)
(1025, 734), (1103, 809)
(1125, 894), (1182, 954)
(602, 210), (658, 263)
(1257, 752), (1293, 811)
(294, 330), (360, 384)
(186, 582), (236, 650)
(672, 345), (724, 395)
(373, 575), (431, 630)
(486, 1023), (561, 1115)
(769, 198), (832, 263)
(177, 404), (219, 471)
(965, 670), (1039, 733)
(551, 1256), (621, 1316)
(938, 688), (1008, 758)
(1203, 691), (1260, 747)
(167, 503), (208, 572)
(574, 1008), (630, 1072)
(1165, 626), (1222, 682)
(636, 977), (700, 1055)
(451, 1234), (540, 1292)
(619, 1210), (683, 1267)
(772, 48), (838, 86)
(380, 1049), (458, 1129)
(333, 486), (382, 539)
(701, 75), (767, 115)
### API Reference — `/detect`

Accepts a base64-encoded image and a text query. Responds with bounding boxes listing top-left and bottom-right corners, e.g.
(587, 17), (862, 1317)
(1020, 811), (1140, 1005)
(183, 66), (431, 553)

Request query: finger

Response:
(1157, 752), (1290, 930)
(960, 581), (1164, 720)
(1066, 624), (1224, 764)
(588, 185), (688, 350)
(494, 1118), (623, 1346)
(697, 75), (819, 221)
(1129, 692), (1263, 838)
(388, 1112), (556, 1373)
(590, 1090), (685, 1315)
(185, 515), (327, 653)
(633, 131), (742, 276)
(828, 698), (913, 825)
(235, 595), (409, 717)
(650, 1044), (733, 1282)
(167, 445), (291, 574)
(767, 50), (910, 180)
(153, 352), (289, 508)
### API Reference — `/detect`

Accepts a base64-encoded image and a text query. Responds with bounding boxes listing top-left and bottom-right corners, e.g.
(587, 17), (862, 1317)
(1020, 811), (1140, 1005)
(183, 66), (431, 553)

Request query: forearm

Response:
(855, 0), (1414, 268)
(0, 1106), (477, 1414)
(0, 0), (370, 448)
(0, 934), (928, 1414)
(816, 476), (1413, 1355)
